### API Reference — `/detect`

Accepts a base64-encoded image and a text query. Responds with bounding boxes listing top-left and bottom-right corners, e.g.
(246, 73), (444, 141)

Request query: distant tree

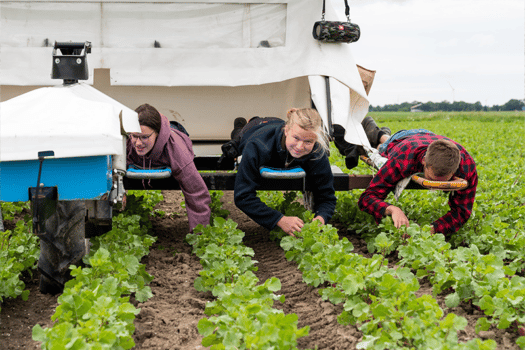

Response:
(419, 102), (433, 112)
(368, 98), (522, 112)
(473, 102), (483, 111)
(398, 102), (412, 112)
(438, 101), (450, 111)
(502, 99), (524, 111)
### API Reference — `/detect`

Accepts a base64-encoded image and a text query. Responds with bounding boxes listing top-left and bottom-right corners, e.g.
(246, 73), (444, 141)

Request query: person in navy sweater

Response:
(233, 108), (336, 237)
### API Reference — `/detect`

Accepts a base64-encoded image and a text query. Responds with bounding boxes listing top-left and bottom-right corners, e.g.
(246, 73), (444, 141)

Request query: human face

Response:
(129, 125), (157, 156)
(284, 123), (317, 158)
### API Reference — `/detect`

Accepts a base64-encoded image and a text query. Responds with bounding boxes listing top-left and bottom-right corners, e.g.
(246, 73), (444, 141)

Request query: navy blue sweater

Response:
(234, 120), (336, 230)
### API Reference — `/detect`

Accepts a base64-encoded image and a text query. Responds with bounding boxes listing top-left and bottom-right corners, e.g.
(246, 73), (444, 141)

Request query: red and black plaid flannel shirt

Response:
(358, 133), (478, 235)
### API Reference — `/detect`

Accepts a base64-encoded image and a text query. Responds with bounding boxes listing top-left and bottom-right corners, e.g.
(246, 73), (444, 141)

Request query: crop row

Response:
(187, 217), (310, 349)
(277, 219), (497, 349)
(31, 192), (161, 349)
(0, 201), (38, 313)
(328, 114), (525, 348)
(258, 191), (494, 349)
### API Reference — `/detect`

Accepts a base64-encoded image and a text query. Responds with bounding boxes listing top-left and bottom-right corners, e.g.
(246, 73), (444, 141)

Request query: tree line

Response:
(369, 99), (524, 112)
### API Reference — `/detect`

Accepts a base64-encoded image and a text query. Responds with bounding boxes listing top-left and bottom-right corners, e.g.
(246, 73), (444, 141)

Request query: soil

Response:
(0, 191), (520, 350)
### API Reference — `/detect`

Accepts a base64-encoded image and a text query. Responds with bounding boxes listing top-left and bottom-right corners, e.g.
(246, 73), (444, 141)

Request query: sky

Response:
(333, 0), (524, 107)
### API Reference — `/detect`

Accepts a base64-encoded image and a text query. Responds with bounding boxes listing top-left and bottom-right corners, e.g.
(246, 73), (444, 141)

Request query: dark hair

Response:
(425, 139), (461, 177)
(134, 104), (162, 134)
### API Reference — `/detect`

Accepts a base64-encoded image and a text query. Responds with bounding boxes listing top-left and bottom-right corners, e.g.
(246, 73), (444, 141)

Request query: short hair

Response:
(134, 104), (162, 134)
(285, 108), (329, 154)
(425, 139), (461, 177)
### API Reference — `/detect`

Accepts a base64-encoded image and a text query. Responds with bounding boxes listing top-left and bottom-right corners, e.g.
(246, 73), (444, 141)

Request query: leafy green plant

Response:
(188, 218), (309, 349)
(1, 201), (30, 221)
(330, 113), (525, 347)
(0, 214), (38, 312)
(32, 207), (157, 348)
(209, 190), (230, 222)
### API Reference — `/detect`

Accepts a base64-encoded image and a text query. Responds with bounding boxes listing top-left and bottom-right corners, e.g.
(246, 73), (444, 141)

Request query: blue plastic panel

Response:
(0, 155), (112, 202)
(259, 166), (306, 179)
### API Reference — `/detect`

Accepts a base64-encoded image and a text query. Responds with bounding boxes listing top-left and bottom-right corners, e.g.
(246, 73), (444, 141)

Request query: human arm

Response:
(358, 158), (407, 223)
(431, 158), (478, 235)
(233, 144), (285, 231)
(174, 162), (211, 232)
(385, 205), (410, 228)
(313, 216), (325, 225)
(276, 212), (325, 237)
(276, 216), (304, 237)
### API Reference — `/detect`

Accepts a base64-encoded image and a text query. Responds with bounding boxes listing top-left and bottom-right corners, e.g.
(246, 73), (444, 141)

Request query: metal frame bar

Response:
(124, 171), (426, 191)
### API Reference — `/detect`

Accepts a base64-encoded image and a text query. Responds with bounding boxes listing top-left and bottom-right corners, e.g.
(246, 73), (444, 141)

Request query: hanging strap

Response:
(321, 0), (351, 22)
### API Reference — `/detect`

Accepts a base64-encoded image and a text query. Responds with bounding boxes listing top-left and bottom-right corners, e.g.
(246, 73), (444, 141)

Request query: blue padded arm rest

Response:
(126, 165), (172, 180)
(259, 166), (306, 179)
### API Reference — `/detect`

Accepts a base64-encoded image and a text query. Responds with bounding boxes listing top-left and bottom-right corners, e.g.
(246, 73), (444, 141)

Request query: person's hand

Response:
(385, 205), (409, 229)
(312, 216), (325, 225)
(120, 193), (127, 211)
(277, 216), (304, 238)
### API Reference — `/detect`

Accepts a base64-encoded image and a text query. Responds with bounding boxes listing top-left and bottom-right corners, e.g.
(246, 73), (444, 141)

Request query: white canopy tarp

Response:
(309, 76), (371, 147)
(0, 83), (141, 162)
(0, 0), (370, 147)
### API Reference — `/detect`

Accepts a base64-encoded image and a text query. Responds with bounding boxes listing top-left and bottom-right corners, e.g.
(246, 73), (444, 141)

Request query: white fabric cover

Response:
(0, 84), (140, 161)
(0, 0), (370, 147)
(309, 76), (371, 147)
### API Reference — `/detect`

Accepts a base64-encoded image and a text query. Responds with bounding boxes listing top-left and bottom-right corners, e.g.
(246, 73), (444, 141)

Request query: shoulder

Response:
(165, 129), (193, 159)
(243, 123), (283, 150)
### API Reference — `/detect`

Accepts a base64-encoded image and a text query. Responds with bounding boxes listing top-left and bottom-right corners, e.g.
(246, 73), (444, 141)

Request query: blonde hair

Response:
(286, 108), (329, 155)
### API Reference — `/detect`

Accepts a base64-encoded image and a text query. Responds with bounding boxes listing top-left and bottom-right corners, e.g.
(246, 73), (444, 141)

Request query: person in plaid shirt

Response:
(358, 131), (478, 236)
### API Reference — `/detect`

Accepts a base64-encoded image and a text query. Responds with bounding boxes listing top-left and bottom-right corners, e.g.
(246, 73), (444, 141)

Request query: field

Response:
(1, 111), (524, 349)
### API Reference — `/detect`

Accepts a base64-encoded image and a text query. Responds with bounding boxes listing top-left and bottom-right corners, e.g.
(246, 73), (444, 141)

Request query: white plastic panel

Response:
(0, 83), (141, 161)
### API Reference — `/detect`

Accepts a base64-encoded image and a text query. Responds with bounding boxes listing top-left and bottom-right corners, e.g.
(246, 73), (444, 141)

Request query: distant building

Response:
(411, 103), (423, 112)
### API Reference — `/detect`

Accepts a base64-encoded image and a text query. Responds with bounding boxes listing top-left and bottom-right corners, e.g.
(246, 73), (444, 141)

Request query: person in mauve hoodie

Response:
(126, 103), (211, 232)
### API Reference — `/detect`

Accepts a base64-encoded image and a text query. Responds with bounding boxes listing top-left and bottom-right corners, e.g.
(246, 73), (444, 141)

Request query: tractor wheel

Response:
(38, 200), (87, 295)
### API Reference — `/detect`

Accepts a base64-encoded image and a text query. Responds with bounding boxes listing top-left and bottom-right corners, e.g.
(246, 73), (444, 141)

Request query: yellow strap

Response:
(411, 173), (468, 191)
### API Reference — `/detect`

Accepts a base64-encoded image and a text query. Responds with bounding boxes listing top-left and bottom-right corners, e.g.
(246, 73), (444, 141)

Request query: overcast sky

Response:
(333, 0), (524, 107)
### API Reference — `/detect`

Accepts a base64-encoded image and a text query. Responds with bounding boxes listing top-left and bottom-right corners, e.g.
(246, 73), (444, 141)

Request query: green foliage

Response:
(188, 217), (309, 349)
(370, 100), (525, 112)
(4, 112), (524, 348)
(331, 112), (525, 347)
(188, 218), (257, 290)
(199, 272), (309, 350)
(1, 201), (30, 221)
(123, 190), (165, 229)
(32, 205), (158, 348)
(281, 220), (497, 349)
(257, 191), (315, 241)
(0, 211), (37, 312)
(209, 190), (230, 222)
(258, 191), (303, 214)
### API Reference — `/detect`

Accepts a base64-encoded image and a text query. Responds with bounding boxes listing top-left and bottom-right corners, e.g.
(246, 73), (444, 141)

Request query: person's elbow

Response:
(233, 190), (247, 208)
(357, 196), (366, 210)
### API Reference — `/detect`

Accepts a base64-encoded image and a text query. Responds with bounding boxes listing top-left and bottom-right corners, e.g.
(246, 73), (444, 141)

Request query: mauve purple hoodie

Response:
(127, 114), (211, 231)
